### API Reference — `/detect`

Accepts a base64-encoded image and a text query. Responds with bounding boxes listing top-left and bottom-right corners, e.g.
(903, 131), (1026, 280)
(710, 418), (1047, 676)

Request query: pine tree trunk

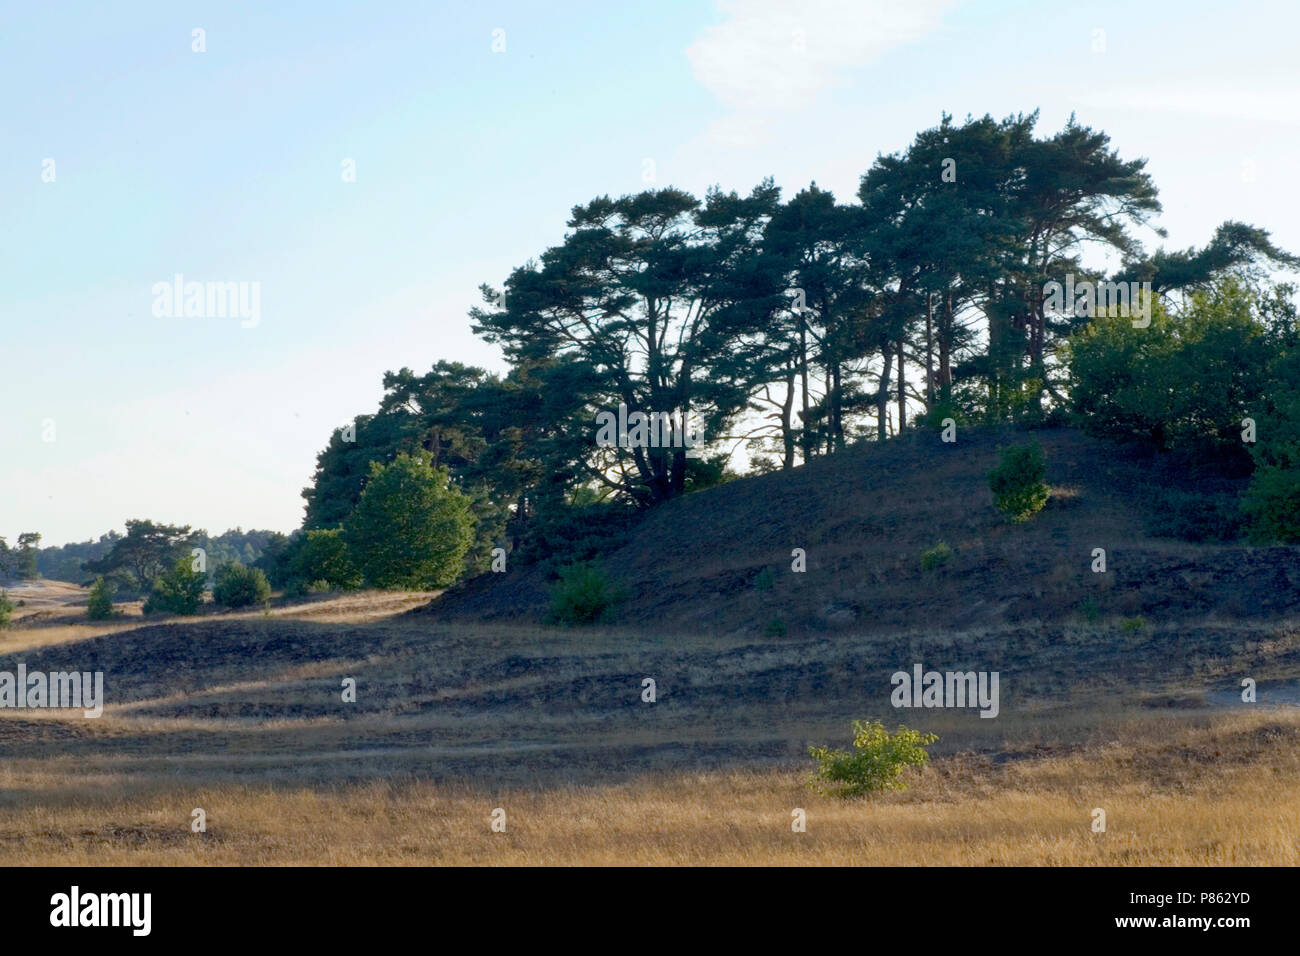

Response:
(781, 369), (796, 469)
(877, 345), (893, 441)
(939, 290), (953, 399)
(896, 339), (906, 432)
(925, 293), (934, 409)
(799, 319), (811, 461)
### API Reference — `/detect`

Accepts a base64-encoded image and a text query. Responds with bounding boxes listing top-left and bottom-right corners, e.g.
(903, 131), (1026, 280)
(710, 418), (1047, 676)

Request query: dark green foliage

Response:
(0, 533), (42, 581)
(34, 531), (119, 583)
(85, 520), (199, 593)
(472, 183), (784, 505)
(545, 561), (624, 625)
(341, 453), (476, 589)
(514, 499), (640, 574)
(861, 111), (1162, 425)
(681, 455), (735, 495)
(916, 398), (967, 432)
(288, 120), (1297, 577)
(212, 563), (272, 609)
(143, 557), (206, 615)
(281, 579), (309, 598)
(304, 363), (543, 576)
(762, 615), (787, 637)
(1069, 278), (1298, 541)
(13, 533), (40, 580)
(86, 577), (117, 620)
(376, 363), (523, 570)
(1243, 330), (1300, 542)
(38, 528), (274, 585)
(192, 529), (276, 575)
(988, 443), (1049, 521)
(0, 591), (13, 629)
(459, 482), (510, 576)
(753, 567), (775, 591)
(292, 529), (362, 591)
(1068, 279), (1270, 462)
(1243, 467), (1300, 543)
(763, 183), (878, 452)
(1115, 221), (1300, 294)
(253, 532), (297, 587)
(302, 412), (427, 530)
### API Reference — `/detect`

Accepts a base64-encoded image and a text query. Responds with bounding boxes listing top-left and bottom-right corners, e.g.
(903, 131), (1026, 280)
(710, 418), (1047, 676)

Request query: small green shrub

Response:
(988, 442), (1050, 522)
(1242, 465), (1300, 543)
(213, 562), (272, 609)
(86, 577), (118, 620)
(143, 557), (206, 615)
(546, 561), (624, 625)
(1120, 616), (1147, 633)
(809, 720), (939, 798)
(753, 567), (775, 591)
(0, 590), (13, 630)
(763, 615), (787, 637)
(920, 541), (953, 570)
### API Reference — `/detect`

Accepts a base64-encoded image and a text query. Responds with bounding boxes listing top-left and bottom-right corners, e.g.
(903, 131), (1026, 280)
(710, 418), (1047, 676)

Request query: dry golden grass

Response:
(1, 709), (1297, 865)
(4, 581), (1299, 865)
(0, 586), (435, 653)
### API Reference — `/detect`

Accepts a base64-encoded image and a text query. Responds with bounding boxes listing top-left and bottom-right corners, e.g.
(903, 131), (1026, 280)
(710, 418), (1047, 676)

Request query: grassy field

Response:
(1, 584), (1298, 864)
(3, 710), (1299, 865)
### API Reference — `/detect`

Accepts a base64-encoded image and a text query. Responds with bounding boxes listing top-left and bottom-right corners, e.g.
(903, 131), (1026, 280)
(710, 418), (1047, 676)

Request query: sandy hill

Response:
(426, 426), (1300, 635)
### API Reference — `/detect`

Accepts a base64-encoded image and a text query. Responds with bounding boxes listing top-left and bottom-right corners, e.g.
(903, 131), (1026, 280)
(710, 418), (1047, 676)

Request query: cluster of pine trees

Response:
(289, 112), (1298, 586)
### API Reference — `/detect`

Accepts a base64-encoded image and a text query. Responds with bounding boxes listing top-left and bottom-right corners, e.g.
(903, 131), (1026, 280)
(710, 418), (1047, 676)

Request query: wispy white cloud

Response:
(686, 0), (956, 146)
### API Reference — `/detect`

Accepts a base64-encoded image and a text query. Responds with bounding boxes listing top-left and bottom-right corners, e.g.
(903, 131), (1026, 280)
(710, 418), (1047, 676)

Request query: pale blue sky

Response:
(4, 0), (1297, 545)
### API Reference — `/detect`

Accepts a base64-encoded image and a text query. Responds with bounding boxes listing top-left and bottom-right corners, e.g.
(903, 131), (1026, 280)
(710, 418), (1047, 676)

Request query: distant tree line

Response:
(16, 522), (277, 618)
(34, 524), (276, 588)
(77, 522), (278, 617)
